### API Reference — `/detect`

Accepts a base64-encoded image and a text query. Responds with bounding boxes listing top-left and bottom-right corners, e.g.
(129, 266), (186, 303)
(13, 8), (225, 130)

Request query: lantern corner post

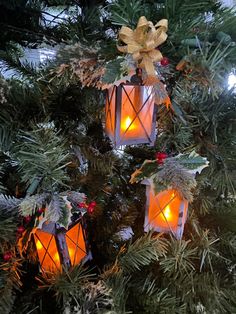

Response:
(176, 200), (189, 240)
(114, 84), (122, 147)
(56, 231), (71, 269)
(149, 103), (158, 146)
(141, 179), (152, 232)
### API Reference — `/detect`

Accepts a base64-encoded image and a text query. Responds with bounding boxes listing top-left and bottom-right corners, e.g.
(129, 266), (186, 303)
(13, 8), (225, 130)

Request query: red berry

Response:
(3, 251), (12, 261)
(155, 152), (168, 165)
(89, 201), (97, 208)
(87, 205), (95, 214)
(156, 152), (168, 160)
(17, 226), (25, 234)
(37, 208), (45, 215)
(24, 215), (31, 223)
(78, 202), (87, 208)
(160, 57), (169, 66)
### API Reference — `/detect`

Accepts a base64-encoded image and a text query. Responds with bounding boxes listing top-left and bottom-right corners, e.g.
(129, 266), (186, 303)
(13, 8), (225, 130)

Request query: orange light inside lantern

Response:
(34, 229), (61, 271)
(161, 204), (172, 221)
(148, 189), (187, 232)
(65, 223), (86, 267)
(105, 83), (156, 147)
(36, 240), (43, 250)
(34, 220), (88, 272)
(121, 116), (136, 131)
(54, 252), (60, 262)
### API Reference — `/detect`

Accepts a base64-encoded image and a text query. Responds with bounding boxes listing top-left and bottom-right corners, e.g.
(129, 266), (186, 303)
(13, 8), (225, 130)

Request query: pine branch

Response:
(0, 217), (18, 245)
(38, 265), (94, 304)
(0, 195), (20, 214)
(16, 126), (70, 192)
(103, 271), (130, 314)
(118, 233), (167, 273)
(108, 0), (145, 27)
(159, 238), (197, 280)
(19, 193), (48, 217)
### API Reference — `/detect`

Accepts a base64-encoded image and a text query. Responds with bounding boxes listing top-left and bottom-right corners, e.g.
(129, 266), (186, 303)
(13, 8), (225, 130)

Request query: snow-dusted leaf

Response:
(65, 191), (86, 205)
(0, 194), (21, 213)
(46, 195), (72, 229)
(174, 151), (209, 175)
(102, 58), (125, 84)
(20, 194), (47, 217)
(130, 160), (158, 184)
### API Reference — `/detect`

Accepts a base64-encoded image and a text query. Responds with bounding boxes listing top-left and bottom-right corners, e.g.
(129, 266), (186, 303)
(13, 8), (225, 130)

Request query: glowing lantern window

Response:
(33, 218), (89, 272)
(143, 182), (188, 239)
(105, 78), (157, 147)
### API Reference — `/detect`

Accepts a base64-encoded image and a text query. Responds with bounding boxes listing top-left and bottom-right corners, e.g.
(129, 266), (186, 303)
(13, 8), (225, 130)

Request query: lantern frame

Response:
(142, 180), (188, 239)
(33, 217), (91, 272)
(105, 76), (157, 147)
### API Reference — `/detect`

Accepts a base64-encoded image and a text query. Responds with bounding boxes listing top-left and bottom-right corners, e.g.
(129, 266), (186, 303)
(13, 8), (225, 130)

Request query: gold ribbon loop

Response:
(117, 16), (168, 78)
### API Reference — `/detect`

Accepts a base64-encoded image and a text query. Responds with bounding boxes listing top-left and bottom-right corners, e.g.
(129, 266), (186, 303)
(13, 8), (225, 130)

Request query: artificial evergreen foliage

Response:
(0, 0), (235, 313)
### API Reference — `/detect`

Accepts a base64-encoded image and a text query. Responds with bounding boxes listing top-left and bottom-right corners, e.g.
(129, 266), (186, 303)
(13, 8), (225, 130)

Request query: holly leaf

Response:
(174, 151), (209, 175)
(102, 58), (125, 84)
(46, 195), (72, 229)
(130, 160), (158, 184)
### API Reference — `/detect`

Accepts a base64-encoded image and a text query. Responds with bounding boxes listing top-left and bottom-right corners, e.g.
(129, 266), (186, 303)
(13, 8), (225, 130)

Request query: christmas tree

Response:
(0, 0), (236, 313)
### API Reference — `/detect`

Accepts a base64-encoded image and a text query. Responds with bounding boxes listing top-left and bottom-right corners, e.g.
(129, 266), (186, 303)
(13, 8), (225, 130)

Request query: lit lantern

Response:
(143, 180), (188, 239)
(33, 218), (90, 272)
(105, 74), (157, 147)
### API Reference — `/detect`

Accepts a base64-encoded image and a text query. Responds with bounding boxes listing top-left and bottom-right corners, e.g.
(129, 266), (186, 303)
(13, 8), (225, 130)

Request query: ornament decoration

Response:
(130, 151), (209, 238)
(16, 191), (91, 272)
(105, 72), (157, 147)
(33, 217), (90, 272)
(117, 16), (168, 81)
(142, 183), (188, 239)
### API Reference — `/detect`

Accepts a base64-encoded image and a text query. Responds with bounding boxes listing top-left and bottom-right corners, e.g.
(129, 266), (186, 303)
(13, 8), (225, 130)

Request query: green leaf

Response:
(174, 150), (209, 174)
(46, 195), (72, 229)
(102, 58), (126, 84)
(130, 160), (158, 184)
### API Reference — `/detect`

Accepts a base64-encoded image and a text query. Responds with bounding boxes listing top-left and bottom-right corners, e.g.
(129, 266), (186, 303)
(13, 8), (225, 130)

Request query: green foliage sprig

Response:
(16, 126), (70, 193)
(130, 151), (208, 201)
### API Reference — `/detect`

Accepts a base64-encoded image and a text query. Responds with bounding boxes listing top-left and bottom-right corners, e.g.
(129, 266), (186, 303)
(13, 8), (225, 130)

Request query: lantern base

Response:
(106, 133), (156, 148)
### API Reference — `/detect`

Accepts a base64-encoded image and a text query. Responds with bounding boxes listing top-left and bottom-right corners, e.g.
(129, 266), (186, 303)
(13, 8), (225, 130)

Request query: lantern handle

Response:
(130, 68), (143, 85)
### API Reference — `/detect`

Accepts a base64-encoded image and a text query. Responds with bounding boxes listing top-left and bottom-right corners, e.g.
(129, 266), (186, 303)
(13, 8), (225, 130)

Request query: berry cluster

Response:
(77, 201), (97, 214)
(155, 152), (168, 165)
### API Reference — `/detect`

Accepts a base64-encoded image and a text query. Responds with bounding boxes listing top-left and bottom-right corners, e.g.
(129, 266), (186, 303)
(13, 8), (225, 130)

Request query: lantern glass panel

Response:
(65, 222), (87, 266)
(34, 229), (60, 271)
(120, 85), (155, 142)
(147, 189), (188, 235)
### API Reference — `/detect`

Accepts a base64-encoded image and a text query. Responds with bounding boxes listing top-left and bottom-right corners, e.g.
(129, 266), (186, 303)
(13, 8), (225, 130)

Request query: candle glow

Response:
(162, 205), (172, 221)
(121, 116), (135, 131)
(36, 240), (43, 250)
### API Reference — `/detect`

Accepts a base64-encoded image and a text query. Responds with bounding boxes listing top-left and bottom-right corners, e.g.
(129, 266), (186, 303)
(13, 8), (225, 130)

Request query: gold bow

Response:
(117, 16), (168, 79)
